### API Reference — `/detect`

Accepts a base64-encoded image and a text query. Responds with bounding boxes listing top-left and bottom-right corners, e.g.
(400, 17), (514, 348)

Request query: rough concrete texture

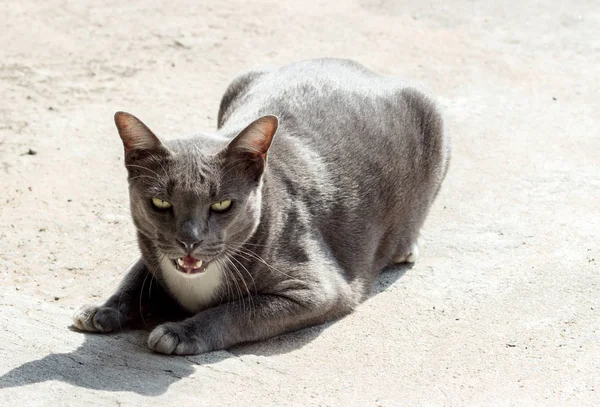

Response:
(0, 0), (598, 405)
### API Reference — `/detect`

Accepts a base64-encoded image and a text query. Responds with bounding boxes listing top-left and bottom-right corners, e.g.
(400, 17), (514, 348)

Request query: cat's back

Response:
(218, 58), (404, 131)
(218, 58), (448, 194)
(218, 59), (445, 161)
(220, 58), (447, 179)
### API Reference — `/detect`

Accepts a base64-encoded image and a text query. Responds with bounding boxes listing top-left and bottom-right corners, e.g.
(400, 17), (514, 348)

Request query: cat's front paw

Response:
(148, 322), (207, 355)
(72, 304), (125, 333)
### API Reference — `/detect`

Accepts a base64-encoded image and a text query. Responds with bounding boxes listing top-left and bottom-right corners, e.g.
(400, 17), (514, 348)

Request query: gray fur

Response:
(72, 58), (450, 355)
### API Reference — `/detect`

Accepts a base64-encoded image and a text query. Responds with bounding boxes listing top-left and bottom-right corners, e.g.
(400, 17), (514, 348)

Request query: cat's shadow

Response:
(0, 264), (409, 396)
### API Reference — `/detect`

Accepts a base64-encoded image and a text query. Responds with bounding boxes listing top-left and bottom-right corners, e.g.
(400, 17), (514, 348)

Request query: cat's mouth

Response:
(174, 255), (205, 274)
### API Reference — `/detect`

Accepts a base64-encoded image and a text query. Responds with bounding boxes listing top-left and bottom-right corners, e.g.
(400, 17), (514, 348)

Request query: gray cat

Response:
(73, 58), (450, 355)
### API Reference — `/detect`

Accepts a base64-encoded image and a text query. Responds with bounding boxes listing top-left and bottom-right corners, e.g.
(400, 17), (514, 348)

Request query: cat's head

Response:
(113, 112), (278, 276)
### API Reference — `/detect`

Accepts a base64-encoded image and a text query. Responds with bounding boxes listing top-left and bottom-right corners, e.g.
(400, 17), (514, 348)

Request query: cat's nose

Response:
(177, 238), (201, 251)
(177, 219), (202, 252)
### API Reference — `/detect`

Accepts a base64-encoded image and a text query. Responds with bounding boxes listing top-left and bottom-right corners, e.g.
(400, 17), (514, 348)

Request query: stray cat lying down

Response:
(72, 58), (450, 355)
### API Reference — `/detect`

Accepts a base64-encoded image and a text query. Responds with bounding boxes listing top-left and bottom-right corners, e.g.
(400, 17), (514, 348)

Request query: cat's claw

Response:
(148, 322), (206, 355)
(72, 304), (124, 333)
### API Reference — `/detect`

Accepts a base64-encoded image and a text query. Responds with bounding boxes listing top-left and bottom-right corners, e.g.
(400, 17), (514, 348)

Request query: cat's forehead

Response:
(166, 137), (224, 171)
(167, 133), (229, 155)
(128, 145), (218, 197)
(167, 150), (222, 191)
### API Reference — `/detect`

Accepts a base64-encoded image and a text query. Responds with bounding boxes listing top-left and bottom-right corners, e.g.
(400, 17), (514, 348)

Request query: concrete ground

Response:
(0, 0), (598, 405)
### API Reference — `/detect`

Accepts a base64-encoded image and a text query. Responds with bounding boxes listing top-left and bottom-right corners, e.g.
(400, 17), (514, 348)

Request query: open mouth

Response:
(174, 256), (205, 274)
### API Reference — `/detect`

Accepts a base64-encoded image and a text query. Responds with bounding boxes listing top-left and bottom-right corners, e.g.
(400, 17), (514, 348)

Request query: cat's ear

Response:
(114, 111), (166, 158)
(227, 115), (278, 160)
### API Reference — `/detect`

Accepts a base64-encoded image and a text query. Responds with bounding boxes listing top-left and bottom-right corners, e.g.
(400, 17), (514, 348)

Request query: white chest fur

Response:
(159, 257), (223, 313)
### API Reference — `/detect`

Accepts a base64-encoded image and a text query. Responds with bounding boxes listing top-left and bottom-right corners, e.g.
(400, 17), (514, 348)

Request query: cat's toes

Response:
(72, 304), (123, 333)
(72, 305), (101, 332)
(393, 241), (420, 264)
(148, 323), (206, 355)
(405, 241), (420, 263)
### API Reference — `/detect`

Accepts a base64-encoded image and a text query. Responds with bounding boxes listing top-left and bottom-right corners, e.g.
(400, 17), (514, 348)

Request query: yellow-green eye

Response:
(211, 199), (232, 212)
(151, 197), (172, 210)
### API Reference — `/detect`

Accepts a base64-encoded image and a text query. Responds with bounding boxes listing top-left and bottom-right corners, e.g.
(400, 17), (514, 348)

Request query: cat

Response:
(72, 58), (450, 355)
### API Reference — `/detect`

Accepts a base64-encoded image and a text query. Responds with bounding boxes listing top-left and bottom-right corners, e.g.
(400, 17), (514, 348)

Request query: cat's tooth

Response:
(194, 259), (203, 269)
(177, 258), (185, 267)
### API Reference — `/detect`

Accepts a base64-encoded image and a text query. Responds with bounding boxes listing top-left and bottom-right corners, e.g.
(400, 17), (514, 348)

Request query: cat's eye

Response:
(151, 197), (172, 210)
(210, 199), (232, 212)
